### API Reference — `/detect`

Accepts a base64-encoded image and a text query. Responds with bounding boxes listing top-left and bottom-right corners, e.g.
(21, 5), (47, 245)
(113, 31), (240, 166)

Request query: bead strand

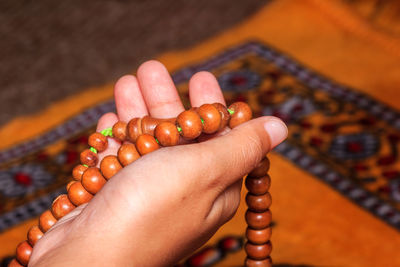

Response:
(244, 157), (273, 267)
(10, 101), (268, 267)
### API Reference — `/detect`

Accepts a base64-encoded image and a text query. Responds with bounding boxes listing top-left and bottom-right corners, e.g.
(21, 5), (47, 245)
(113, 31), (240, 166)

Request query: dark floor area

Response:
(0, 0), (266, 126)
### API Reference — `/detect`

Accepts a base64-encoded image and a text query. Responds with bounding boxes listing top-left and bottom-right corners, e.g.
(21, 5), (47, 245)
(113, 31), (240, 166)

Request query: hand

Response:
(29, 60), (287, 266)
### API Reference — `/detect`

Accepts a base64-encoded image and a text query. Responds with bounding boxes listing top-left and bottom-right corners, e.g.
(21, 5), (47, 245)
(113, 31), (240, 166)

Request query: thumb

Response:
(195, 116), (287, 189)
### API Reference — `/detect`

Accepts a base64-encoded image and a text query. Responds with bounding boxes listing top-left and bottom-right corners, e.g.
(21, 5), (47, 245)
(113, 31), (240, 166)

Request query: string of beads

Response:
(9, 102), (272, 267)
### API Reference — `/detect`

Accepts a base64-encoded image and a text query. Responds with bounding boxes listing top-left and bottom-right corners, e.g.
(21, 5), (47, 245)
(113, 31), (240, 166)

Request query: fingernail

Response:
(264, 118), (288, 148)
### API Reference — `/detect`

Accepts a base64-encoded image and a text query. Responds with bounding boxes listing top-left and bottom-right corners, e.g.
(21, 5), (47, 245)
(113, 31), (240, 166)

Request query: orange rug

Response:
(1, 1), (400, 266)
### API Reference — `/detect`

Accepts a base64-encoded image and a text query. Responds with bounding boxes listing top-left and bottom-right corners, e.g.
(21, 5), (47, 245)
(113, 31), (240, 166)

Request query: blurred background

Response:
(0, 0), (265, 126)
(1, 0), (400, 266)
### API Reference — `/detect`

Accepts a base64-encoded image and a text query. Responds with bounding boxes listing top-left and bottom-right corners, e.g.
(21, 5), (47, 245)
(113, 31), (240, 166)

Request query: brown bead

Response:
(27, 225), (43, 247)
(154, 122), (180, 146)
(141, 116), (177, 136)
(248, 158), (270, 178)
(246, 192), (272, 212)
(245, 242), (272, 260)
(118, 143), (140, 166)
(176, 110), (203, 140)
(135, 134), (160, 155)
(127, 118), (142, 143)
(212, 103), (230, 130)
(81, 167), (107, 194)
(246, 227), (272, 245)
(80, 149), (98, 167)
(66, 180), (75, 191)
(112, 121), (127, 142)
(16, 241), (32, 266)
(51, 194), (76, 219)
(68, 181), (93, 206)
(72, 164), (88, 181)
(245, 210), (272, 229)
(8, 259), (23, 267)
(100, 155), (123, 180)
(228, 101), (252, 128)
(38, 210), (57, 233)
(245, 257), (272, 267)
(245, 175), (271, 195)
(197, 104), (222, 134)
(88, 132), (108, 152)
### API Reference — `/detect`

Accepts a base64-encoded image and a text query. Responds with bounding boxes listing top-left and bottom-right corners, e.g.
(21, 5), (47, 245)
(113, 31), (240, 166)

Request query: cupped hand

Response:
(29, 60), (287, 267)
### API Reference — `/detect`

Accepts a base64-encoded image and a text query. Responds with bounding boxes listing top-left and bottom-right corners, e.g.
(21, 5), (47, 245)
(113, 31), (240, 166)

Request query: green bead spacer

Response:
(83, 164), (88, 168)
(90, 147), (97, 154)
(201, 118), (204, 124)
(155, 138), (159, 144)
(100, 127), (113, 137)
(227, 108), (234, 115)
(177, 126), (182, 132)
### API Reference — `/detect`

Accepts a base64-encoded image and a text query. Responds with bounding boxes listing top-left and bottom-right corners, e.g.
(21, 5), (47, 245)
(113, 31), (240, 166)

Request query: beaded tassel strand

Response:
(9, 102), (272, 267)
(244, 157), (272, 267)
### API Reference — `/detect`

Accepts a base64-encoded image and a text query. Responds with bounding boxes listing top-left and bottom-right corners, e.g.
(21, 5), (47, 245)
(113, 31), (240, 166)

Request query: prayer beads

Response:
(27, 226), (43, 247)
(245, 156), (273, 266)
(117, 143), (140, 166)
(10, 101), (272, 267)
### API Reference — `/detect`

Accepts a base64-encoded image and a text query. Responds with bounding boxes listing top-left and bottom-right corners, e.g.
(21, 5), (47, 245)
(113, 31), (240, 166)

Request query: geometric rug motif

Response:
(1, 41), (400, 234)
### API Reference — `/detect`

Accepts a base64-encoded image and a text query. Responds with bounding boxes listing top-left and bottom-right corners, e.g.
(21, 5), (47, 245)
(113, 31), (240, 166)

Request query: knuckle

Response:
(233, 131), (264, 172)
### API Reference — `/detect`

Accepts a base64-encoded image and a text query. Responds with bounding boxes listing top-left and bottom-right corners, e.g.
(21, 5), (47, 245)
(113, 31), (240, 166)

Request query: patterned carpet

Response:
(2, 0), (400, 266)
(2, 41), (400, 233)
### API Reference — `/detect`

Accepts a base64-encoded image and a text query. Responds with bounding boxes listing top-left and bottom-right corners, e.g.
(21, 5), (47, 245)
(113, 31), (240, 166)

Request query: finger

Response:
(95, 112), (120, 164)
(189, 71), (227, 143)
(114, 75), (148, 122)
(137, 60), (185, 118)
(194, 116), (287, 189)
(188, 71), (225, 107)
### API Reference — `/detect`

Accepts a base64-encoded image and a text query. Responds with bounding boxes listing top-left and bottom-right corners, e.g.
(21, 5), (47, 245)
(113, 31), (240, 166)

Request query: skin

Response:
(29, 60), (287, 267)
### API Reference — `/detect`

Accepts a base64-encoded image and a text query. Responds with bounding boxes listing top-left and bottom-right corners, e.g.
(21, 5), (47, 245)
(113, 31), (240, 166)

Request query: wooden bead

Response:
(66, 180), (75, 191)
(245, 242), (272, 260)
(154, 122), (180, 146)
(88, 132), (108, 152)
(100, 155), (123, 179)
(245, 257), (272, 267)
(212, 103), (230, 130)
(228, 101), (252, 128)
(246, 227), (272, 245)
(248, 158), (270, 178)
(81, 167), (107, 194)
(197, 104), (221, 134)
(136, 134), (160, 155)
(72, 164), (88, 181)
(246, 192), (272, 212)
(118, 143), (140, 166)
(38, 210), (57, 233)
(127, 118), (142, 143)
(141, 116), (157, 136)
(68, 181), (93, 206)
(16, 241), (32, 266)
(245, 210), (272, 230)
(176, 110), (203, 140)
(112, 121), (127, 142)
(245, 175), (271, 195)
(8, 259), (23, 267)
(27, 225), (43, 247)
(141, 116), (176, 136)
(51, 194), (76, 219)
(80, 149), (98, 167)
